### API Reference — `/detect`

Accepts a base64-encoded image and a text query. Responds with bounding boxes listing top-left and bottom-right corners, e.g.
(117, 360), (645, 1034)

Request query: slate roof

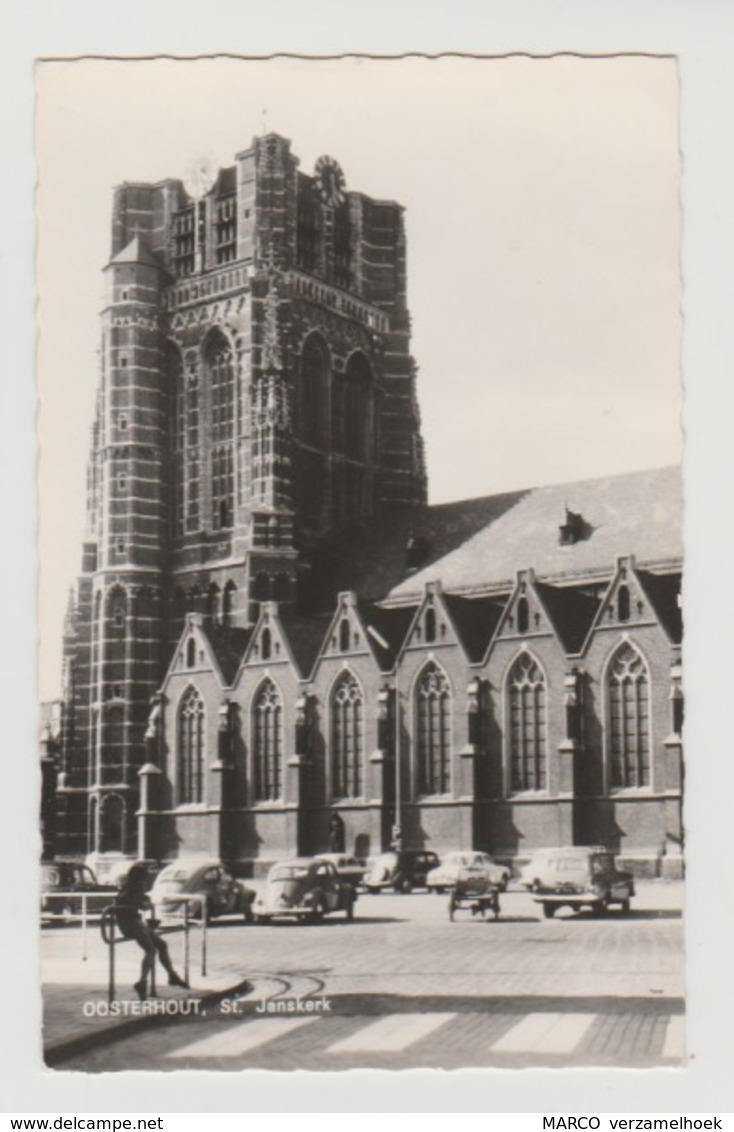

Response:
(108, 236), (162, 270)
(442, 594), (507, 663)
(534, 582), (603, 655)
(387, 466), (682, 602)
(358, 602), (419, 670)
(636, 569), (683, 644)
(200, 625), (253, 686)
(279, 610), (333, 678)
(300, 467), (681, 612)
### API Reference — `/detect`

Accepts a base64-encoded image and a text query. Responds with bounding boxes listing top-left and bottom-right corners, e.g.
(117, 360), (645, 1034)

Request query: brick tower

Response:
(56, 133), (426, 857)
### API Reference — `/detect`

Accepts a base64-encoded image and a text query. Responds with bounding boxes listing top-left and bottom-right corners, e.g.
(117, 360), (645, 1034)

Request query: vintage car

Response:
(313, 853), (368, 886)
(518, 849), (558, 891)
(363, 850), (440, 893)
(40, 862), (115, 923)
(530, 847), (635, 918)
(253, 858), (357, 922)
(149, 859), (255, 923)
(426, 851), (511, 893)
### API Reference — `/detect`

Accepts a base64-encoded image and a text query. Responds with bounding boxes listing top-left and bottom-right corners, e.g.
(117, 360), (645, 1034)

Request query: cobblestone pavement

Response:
(44, 882), (684, 1071)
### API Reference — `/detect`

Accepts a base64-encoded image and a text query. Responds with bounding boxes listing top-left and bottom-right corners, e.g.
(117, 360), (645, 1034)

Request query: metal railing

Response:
(41, 891), (115, 960)
(99, 896), (208, 1005)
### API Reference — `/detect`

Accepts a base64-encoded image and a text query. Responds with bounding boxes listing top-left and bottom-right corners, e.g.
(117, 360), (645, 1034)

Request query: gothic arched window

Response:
(300, 335), (329, 449)
(178, 687), (205, 804)
(253, 680), (283, 802)
(166, 343), (186, 538)
(222, 580), (237, 626)
(607, 643), (650, 788)
(507, 654), (547, 792)
(207, 583), (221, 623)
(416, 663), (451, 796)
(100, 794), (124, 853)
(206, 332), (236, 530)
(331, 673), (364, 799)
(343, 353), (372, 462)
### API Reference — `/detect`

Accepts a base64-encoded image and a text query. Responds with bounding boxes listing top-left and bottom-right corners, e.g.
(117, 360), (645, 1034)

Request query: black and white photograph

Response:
(33, 53), (688, 1077)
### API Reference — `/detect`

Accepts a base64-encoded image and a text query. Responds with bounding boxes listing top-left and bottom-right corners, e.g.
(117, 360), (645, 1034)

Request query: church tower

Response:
(57, 133), (426, 857)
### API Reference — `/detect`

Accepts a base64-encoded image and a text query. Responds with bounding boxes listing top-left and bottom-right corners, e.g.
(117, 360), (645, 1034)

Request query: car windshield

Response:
(591, 855), (614, 874)
(271, 866), (308, 881)
(549, 857), (587, 873)
(159, 869), (190, 883)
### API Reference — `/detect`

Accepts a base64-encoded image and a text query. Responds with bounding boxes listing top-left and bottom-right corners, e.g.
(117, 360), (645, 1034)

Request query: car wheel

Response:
(242, 903), (254, 924)
(590, 900), (607, 917)
(433, 886), (445, 895)
(498, 874), (509, 893)
(309, 900), (325, 923)
(256, 915), (271, 925)
(620, 898), (631, 914)
(449, 896), (457, 922)
(397, 878), (413, 894)
(345, 899), (354, 921)
(542, 902), (556, 919)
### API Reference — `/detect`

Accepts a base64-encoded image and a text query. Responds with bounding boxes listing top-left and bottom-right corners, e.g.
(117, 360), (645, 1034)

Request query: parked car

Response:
(426, 851), (511, 893)
(363, 850), (440, 893)
(518, 849), (557, 891)
(105, 858), (164, 891)
(253, 858), (357, 923)
(40, 862), (115, 923)
(313, 853), (368, 886)
(149, 859), (255, 923)
(530, 847), (635, 918)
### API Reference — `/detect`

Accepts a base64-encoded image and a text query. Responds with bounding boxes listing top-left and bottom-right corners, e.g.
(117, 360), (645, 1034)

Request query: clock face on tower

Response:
(314, 155), (346, 207)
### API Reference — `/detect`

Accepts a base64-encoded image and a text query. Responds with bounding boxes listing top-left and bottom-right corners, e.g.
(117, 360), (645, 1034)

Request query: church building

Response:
(46, 133), (683, 879)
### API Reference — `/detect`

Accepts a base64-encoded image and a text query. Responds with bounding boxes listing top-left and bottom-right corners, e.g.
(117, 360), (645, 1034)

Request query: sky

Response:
(36, 55), (682, 700)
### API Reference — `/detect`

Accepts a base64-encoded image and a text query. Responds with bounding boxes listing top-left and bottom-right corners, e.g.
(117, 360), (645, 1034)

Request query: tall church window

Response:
(100, 795), (124, 853)
(167, 344), (186, 538)
(253, 680), (283, 802)
(507, 654), (547, 792)
(178, 687), (205, 804)
(344, 353), (371, 461)
(300, 335), (328, 449)
(331, 673), (364, 799)
(222, 580), (237, 626)
(214, 193), (237, 265)
(415, 663), (451, 795)
(607, 643), (650, 788)
(172, 206), (195, 278)
(296, 178), (320, 274)
(333, 200), (352, 290)
(208, 333), (236, 530)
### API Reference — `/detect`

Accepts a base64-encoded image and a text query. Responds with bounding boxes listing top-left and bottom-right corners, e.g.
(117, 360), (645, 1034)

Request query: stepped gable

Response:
(636, 569), (683, 644)
(279, 609), (334, 679)
(387, 466), (681, 600)
(534, 582), (603, 655)
(442, 593), (507, 663)
(198, 624), (253, 686)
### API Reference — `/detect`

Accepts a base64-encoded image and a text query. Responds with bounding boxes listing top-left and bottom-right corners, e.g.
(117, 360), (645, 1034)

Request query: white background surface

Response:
(2, 0), (733, 1115)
